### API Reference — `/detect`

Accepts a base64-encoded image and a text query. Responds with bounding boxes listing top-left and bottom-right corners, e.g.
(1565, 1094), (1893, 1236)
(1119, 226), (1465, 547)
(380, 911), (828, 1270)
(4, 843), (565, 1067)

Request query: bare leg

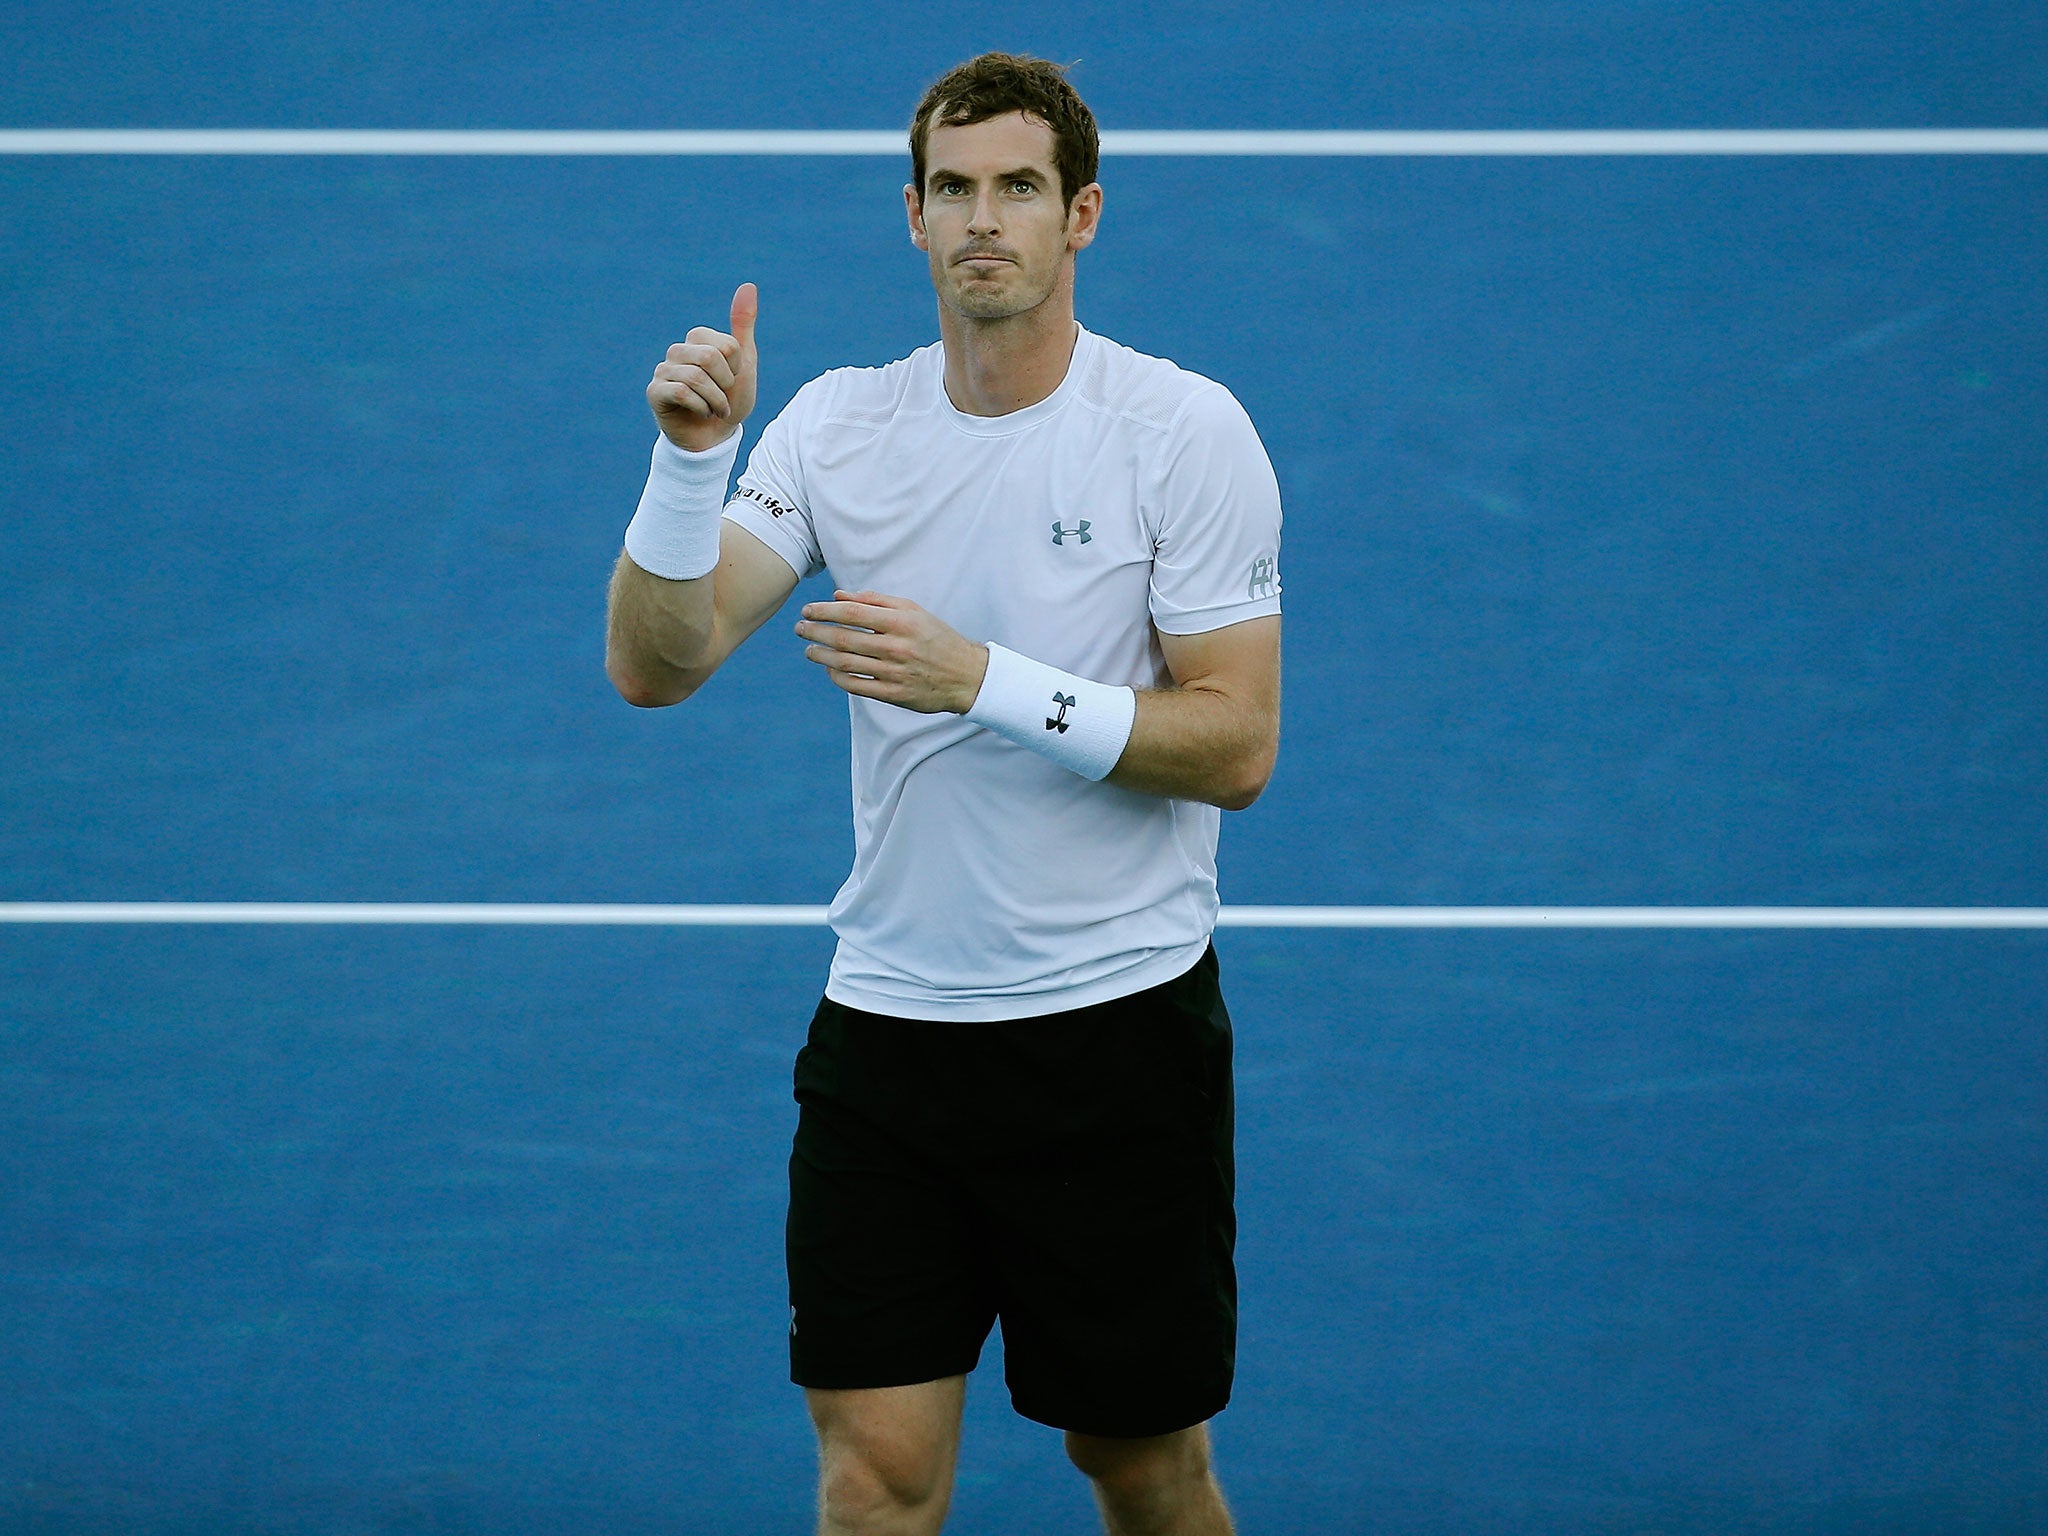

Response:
(805, 1377), (966, 1536)
(1066, 1422), (1235, 1536)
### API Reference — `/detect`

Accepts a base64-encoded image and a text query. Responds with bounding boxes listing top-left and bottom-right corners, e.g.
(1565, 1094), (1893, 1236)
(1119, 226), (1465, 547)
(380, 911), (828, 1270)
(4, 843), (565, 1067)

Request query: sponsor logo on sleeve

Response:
(733, 485), (797, 519)
(1247, 555), (1277, 598)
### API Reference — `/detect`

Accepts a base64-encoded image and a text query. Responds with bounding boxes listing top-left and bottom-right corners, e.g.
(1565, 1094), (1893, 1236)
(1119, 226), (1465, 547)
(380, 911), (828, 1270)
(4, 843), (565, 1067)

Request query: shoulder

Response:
(1072, 330), (1262, 447)
(778, 342), (942, 437)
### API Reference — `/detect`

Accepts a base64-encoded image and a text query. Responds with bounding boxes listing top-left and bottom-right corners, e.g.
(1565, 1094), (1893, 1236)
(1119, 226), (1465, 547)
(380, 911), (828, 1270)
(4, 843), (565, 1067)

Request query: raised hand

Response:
(648, 282), (760, 452)
(794, 591), (992, 714)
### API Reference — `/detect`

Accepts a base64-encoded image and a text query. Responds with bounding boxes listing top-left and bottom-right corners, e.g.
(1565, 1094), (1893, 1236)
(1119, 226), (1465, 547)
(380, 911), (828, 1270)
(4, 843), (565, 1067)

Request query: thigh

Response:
(987, 952), (1237, 1439)
(787, 1001), (998, 1391)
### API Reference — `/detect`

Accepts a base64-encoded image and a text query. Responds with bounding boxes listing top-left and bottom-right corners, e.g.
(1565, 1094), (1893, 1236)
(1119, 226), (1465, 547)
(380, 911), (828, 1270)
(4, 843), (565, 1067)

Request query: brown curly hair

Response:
(909, 53), (1100, 211)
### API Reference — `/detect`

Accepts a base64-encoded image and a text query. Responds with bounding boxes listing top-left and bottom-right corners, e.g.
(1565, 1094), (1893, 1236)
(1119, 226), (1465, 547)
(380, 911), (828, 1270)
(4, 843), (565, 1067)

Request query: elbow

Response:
(606, 655), (696, 709)
(1211, 747), (1277, 812)
(1212, 780), (1266, 813)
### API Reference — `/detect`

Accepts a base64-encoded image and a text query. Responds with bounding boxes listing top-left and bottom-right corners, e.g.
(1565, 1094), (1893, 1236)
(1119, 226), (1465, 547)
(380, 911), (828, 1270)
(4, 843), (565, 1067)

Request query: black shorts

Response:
(786, 945), (1236, 1439)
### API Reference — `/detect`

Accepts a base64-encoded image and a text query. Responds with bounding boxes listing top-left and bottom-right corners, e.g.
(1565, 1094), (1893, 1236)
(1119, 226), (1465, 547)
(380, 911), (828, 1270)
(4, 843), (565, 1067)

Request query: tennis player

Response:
(606, 52), (1281, 1536)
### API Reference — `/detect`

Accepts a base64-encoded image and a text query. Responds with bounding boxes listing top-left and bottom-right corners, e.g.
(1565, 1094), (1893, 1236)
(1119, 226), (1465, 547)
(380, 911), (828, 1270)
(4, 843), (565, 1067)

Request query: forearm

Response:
(935, 620), (1278, 808)
(605, 554), (717, 707)
(803, 617), (1281, 806)
(1107, 683), (1278, 811)
(606, 418), (748, 707)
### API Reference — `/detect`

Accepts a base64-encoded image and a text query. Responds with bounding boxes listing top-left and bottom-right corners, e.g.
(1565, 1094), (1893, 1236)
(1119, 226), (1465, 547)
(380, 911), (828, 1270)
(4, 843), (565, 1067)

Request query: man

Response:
(606, 52), (1280, 1536)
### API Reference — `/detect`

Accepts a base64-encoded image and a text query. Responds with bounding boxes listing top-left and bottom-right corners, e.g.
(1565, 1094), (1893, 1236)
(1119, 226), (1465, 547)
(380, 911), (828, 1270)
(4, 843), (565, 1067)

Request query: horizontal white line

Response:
(0, 903), (833, 926)
(1219, 906), (2048, 929)
(1107, 129), (2048, 156)
(1, 128), (2045, 157)
(1, 903), (2043, 929)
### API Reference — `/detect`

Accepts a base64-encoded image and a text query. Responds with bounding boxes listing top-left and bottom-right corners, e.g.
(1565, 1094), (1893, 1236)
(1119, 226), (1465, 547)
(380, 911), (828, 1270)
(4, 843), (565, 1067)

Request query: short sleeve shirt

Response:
(722, 326), (1282, 1020)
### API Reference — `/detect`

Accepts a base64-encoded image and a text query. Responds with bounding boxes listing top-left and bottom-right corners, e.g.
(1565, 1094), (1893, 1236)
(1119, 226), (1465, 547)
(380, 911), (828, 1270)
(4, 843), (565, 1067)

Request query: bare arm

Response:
(606, 523), (799, 707)
(607, 281), (799, 706)
(794, 594), (1281, 810)
(1109, 616), (1281, 810)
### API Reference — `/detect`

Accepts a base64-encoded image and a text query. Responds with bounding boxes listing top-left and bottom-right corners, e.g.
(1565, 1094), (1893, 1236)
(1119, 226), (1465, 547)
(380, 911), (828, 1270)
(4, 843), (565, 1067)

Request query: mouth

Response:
(954, 251), (1016, 268)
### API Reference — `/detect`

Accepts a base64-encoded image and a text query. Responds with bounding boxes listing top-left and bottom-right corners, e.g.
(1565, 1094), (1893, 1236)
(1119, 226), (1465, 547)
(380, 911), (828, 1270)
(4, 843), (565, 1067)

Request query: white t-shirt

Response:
(722, 325), (1282, 1020)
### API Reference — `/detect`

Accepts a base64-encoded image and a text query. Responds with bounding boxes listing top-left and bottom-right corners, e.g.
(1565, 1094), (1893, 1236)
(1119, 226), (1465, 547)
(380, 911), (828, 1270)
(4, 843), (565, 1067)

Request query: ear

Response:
(1066, 182), (1104, 253)
(904, 183), (929, 250)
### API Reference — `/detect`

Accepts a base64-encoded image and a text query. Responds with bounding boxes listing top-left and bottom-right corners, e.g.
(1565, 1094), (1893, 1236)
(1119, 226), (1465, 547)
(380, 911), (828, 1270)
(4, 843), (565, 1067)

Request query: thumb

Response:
(729, 282), (759, 351)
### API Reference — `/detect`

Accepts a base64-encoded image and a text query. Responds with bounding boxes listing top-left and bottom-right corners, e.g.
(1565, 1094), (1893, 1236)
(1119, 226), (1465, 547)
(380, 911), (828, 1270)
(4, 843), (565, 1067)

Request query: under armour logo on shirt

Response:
(1047, 692), (1076, 732)
(1051, 520), (1091, 545)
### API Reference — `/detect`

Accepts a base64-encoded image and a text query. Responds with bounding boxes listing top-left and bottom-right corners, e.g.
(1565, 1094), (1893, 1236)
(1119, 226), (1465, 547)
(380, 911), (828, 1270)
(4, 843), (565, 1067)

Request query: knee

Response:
(808, 1381), (962, 1532)
(818, 1442), (948, 1529)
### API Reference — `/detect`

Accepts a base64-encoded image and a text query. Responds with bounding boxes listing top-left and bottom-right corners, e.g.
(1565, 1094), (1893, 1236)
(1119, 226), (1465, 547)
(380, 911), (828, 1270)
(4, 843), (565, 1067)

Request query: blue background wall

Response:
(3, 4), (2045, 1531)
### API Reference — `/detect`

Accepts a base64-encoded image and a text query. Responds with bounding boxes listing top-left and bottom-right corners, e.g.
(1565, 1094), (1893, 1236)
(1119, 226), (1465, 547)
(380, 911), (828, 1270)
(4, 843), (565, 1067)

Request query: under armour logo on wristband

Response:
(1051, 520), (1091, 545)
(1047, 692), (1076, 732)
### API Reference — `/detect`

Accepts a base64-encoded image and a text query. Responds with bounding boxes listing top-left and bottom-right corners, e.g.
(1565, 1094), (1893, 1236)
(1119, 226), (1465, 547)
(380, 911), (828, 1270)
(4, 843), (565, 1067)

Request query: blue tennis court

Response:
(4, 5), (2046, 1532)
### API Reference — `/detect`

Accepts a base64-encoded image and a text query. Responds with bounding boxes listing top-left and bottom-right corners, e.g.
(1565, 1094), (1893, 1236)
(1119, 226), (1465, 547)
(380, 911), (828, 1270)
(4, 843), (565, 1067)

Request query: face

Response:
(906, 111), (1101, 321)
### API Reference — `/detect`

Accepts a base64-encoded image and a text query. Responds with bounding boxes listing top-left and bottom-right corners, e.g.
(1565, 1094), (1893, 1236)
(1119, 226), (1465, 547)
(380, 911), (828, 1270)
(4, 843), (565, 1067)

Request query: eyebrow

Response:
(926, 165), (1047, 187)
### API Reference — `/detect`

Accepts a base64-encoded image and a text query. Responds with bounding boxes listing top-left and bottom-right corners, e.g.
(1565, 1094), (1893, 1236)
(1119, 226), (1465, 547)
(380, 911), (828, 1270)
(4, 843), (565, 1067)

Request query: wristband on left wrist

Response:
(963, 643), (1136, 782)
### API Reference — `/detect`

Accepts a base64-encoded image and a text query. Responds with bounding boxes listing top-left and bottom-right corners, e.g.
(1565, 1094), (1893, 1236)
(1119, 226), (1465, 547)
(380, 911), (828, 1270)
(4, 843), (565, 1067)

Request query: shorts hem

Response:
(791, 1349), (985, 1393)
(1008, 1387), (1231, 1441)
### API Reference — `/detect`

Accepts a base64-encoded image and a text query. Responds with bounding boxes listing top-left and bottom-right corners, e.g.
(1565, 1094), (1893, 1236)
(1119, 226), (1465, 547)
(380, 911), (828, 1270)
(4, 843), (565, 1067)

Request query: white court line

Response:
(1, 903), (2044, 928)
(1220, 906), (2048, 929)
(2, 128), (2046, 156)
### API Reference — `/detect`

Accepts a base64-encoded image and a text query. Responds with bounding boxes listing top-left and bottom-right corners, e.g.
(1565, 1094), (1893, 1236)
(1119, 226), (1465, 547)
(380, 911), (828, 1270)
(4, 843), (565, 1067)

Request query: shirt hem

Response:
(822, 934), (1214, 1022)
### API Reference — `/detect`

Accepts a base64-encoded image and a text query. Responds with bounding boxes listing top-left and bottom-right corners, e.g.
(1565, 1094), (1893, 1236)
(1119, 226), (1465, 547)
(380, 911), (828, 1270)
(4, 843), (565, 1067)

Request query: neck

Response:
(937, 267), (1081, 417)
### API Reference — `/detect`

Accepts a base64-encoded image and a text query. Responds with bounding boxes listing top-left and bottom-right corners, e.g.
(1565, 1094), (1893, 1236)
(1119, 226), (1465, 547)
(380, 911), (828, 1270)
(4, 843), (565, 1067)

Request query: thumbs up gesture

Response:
(648, 282), (760, 453)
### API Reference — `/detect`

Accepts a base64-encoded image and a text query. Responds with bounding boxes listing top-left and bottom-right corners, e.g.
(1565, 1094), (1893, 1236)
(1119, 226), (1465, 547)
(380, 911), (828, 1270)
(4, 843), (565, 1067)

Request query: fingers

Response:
(803, 637), (888, 690)
(803, 641), (881, 674)
(651, 334), (740, 417)
(801, 593), (909, 626)
(796, 592), (968, 715)
(667, 339), (738, 388)
(796, 621), (901, 663)
(798, 592), (915, 675)
(648, 378), (727, 420)
(730, 282), (759, 350)
(803, 643), (900, 704)
(654, 340), (737, 418)
(795, 592), (920, 673)
(826, 670), (892, 702)
(650, 356), (732, 419)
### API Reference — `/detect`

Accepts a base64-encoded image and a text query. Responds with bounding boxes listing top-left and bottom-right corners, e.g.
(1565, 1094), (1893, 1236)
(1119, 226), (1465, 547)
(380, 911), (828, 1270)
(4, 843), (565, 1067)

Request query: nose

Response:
(968, 188), (1000, 237)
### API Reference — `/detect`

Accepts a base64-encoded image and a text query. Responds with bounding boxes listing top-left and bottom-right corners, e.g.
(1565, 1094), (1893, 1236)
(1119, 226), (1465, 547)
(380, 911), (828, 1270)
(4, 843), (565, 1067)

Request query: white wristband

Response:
(964, 643), (1137, 782)
(623, 428), (744, 580)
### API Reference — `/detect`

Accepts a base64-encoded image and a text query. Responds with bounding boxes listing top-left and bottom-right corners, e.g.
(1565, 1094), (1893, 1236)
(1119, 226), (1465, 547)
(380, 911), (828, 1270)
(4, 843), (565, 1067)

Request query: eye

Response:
(1010, 179), (1035, 195)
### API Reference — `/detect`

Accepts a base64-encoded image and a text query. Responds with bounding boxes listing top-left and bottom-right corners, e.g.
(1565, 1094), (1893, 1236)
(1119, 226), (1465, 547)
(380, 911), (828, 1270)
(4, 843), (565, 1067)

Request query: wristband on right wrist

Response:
(964, 642), (1137, 782)
(623, 428), (744, 580)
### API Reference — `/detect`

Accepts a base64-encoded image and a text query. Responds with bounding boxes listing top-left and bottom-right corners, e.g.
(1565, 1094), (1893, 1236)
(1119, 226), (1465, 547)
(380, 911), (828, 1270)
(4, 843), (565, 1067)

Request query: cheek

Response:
(1031, 216), (1075, 262)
